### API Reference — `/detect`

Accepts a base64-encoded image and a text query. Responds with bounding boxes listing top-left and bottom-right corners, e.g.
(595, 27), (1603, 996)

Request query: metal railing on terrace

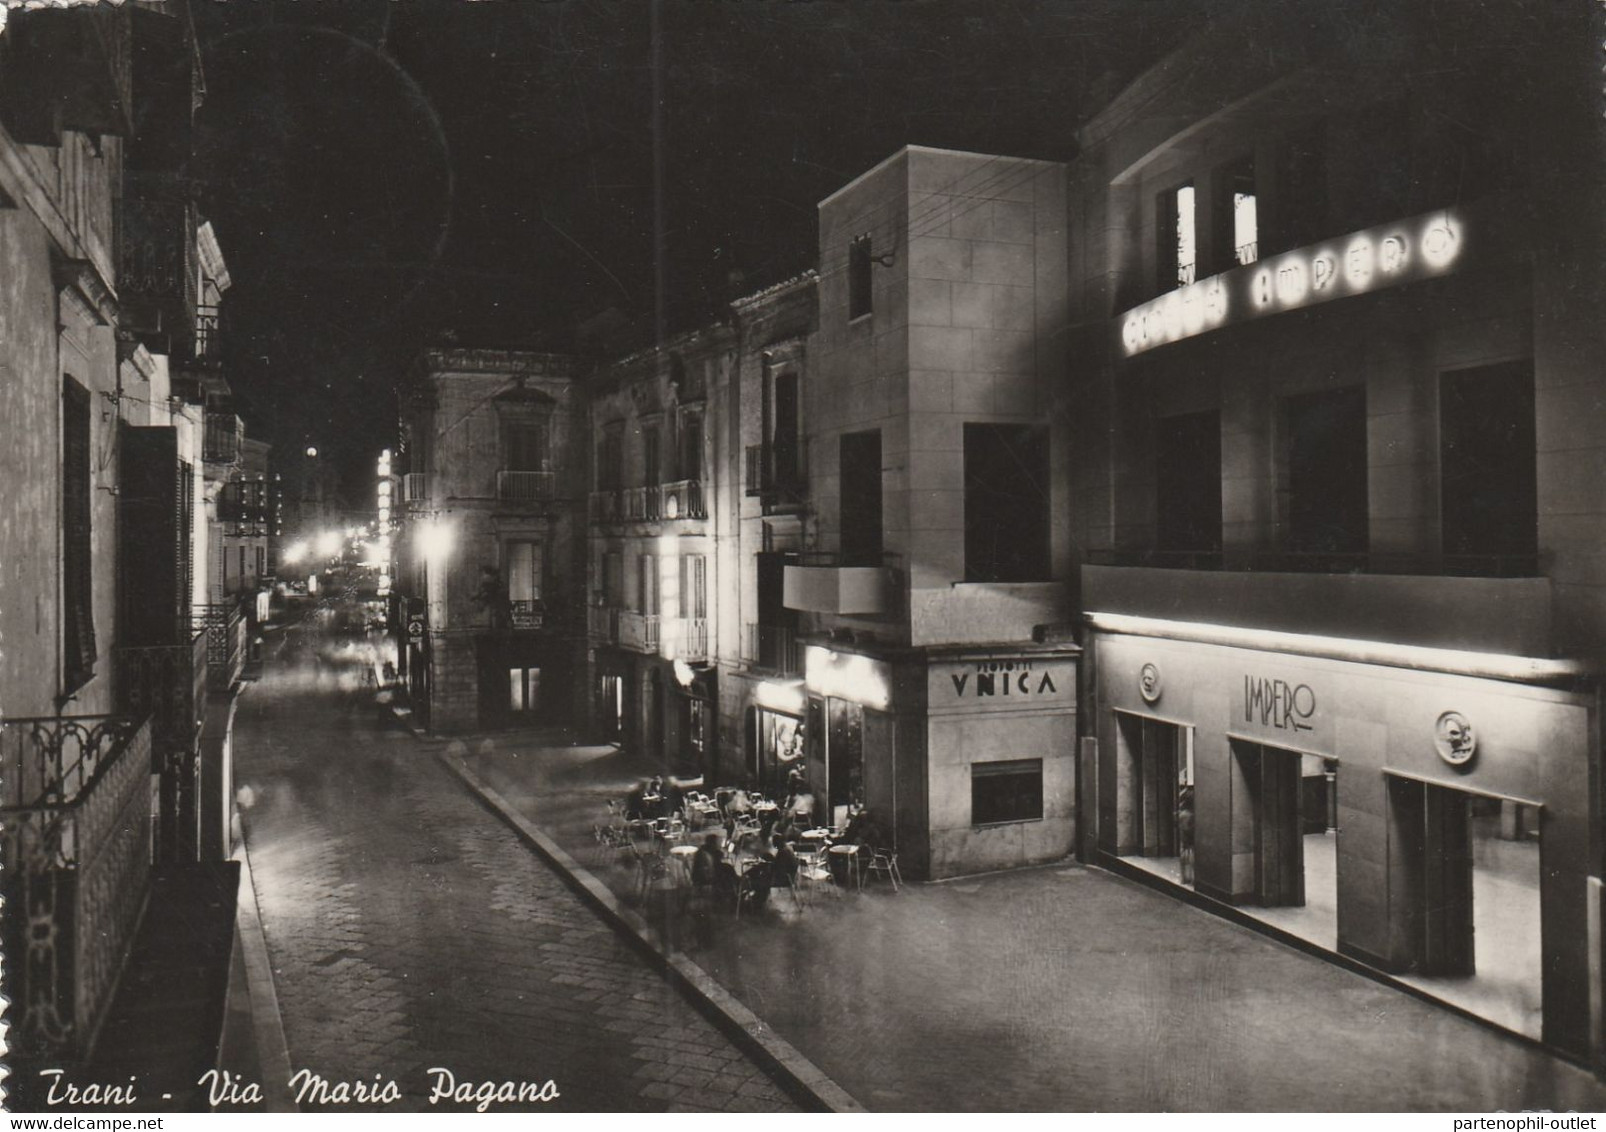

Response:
(202, 411), (241, 465)
(116, 631), (208, 863)
(193, 602), (247, 690)
(194, 304), (221, 360)
(1085, 547), (1542, 579)
(743, 623), (803, 676)
(497, 470), (555, 504)
(1, 714), (152, 1062)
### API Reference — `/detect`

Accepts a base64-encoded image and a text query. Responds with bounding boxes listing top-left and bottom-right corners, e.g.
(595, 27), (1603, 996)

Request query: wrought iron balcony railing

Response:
(194, 304), (221, 360)
(116, 631), (208, 864)
(1, 714), (152, 1062)
(669, 617), (709, 662)
(193, 602), (247, 690)
(743, 622), (803, 676)
(202, 410), (241, 465)
(497, 470), (555, 504)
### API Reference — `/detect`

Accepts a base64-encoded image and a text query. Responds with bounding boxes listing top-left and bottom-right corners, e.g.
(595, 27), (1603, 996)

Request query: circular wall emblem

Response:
(1434, 711), (1476, 767)
(1138, 662), (1163, 705)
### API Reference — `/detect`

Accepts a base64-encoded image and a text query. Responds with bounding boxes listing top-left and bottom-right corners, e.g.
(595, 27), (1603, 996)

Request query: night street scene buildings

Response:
(4, 0), (1606, 1115)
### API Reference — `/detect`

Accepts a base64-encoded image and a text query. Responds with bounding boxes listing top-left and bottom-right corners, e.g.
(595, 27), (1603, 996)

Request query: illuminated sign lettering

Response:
(949, 660), (1060, 699)
(1119, 209), (1464, 357)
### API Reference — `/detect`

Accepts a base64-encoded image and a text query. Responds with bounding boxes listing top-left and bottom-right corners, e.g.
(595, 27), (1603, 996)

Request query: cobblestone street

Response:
(231, 630), (799, 1113)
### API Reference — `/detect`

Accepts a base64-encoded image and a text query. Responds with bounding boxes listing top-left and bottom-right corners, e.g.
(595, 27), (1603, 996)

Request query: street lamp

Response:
(416, 519), (454, 565)
(316, 530), (342, 558)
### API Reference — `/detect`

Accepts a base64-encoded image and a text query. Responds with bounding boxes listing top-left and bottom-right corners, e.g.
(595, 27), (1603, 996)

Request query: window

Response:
(972, 759), (1043, 826)
(256, 546), (266, 578)
(680, 413), (703, 481)
(1157, 182), (1196, 290)
(1441, 362), (1535, 570)
(507, 540), (543, 603)
(1275, 124), (1327, 253)
(1155, 412), (1222, 558)
(680, 553), (706, 619)
(509, 666), (541, 713)
(964, 424), (1050, 582)
(772, 371), (801, 493)
(503, 420), (545, 473)
(597, 425), (623, 491)
(839, 430), (882, 567)
(62, 377), (96, 695)
(639, 553), (658, 615)
(1284, 387), (1368, 559)
(603, 550), (624, 607)
(642, 425), (660, 486)
(848, 233), (873, 320)
(1215, 155), (1257, 268)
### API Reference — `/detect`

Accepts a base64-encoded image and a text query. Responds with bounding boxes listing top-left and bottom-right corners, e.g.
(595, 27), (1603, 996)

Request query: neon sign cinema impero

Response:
(1120, 210), (1463, 357)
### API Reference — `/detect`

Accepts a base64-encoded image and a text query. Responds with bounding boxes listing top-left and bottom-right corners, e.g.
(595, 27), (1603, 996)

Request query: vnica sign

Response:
(1243, 674), (1316, 733)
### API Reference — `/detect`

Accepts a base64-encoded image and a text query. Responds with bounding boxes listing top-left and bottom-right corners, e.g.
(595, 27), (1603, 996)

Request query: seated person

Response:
(738, 859), (774, 908)
(624, 779), (651, 821)
(691, 834), (738, 904)
(762, 834), (799, 885)
(770, 811), (801, 844)
(788, 791), (816, 828)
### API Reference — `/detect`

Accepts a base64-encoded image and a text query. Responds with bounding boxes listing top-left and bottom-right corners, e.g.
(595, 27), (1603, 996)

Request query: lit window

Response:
(1158, 183), (1196, 290)
(1222, 155), (1257, 266)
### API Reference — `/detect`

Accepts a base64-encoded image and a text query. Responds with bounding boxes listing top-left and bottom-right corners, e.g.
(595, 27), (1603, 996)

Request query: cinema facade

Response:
(1065, 4), (1606, 1060)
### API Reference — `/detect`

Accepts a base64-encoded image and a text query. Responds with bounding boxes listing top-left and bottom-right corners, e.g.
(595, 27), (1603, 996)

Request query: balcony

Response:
(1, 714), (152, 1062)
(497, 470), (555, 505)
(622, 485), (659, 522)
(784, 552), (902, 617)
(403, 473), (429, 504)
(202, 411), (241, 466)
(660, 479), (705, 520)
(115, 630), (207, 862)
(745, 444), (805, 510)
(1082, 555), (1553, 658)
(509, 600), (544, 631)
(668, 617), (709, 662)
(193, 602), (247, 691)
(618, 612), (661, 654)
(744, 622), (803, 676)
(588, 605), (620, 644)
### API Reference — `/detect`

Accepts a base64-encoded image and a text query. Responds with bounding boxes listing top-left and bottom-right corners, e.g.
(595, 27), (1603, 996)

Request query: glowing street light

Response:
(283, 540), (308, 565)
(316, 530), (342, 558)
(415, 520), (454, 564)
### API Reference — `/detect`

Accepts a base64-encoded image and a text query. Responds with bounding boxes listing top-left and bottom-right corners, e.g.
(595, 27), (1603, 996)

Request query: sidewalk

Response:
(446, 725), (1606, 1113)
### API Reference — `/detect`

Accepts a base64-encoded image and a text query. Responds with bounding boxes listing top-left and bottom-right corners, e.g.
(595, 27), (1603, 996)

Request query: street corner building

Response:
(0, 2), (272, 1108)
(1066, 4), (1606, 1060)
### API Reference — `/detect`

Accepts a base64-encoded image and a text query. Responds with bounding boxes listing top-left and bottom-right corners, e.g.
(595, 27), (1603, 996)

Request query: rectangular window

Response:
(964, 424), (1050, 582)
(256, 546), (266, 578)
(679, 553), (707, 619)
(680, 414), (703, 481)
(1216, 155), (1257, 267)
(507, 540), (543, 603)
(839, 430), (883, 567)
(1155, 411), (1222, 559)
(642, 426), (660, 486)
(603, 550), (624, 606)
(1275, 125), (1327, 253)
(1158, 182), (1196, 290)
(1441, 361), (1536, 572)
(62, 377), (96, 694)
(597, 425), (623, 491)
(773, 371), (801, 493)
(972, 759), (1044, 826)
(503, 420), (545, 473)
(1284, 386), (1368, 560)
(848, 233), (874, 320)
(639, 553), (658, 614)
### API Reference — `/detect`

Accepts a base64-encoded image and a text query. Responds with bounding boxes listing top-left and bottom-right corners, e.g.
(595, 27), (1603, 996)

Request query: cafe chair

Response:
(864, 847), (903, 892)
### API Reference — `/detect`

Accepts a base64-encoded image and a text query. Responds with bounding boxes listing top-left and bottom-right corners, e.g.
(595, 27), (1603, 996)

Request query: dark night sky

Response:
(189, 0), (1202, 497)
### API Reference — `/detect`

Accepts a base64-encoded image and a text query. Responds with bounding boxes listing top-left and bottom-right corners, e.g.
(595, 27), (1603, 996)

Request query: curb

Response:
(233, 837), (300, 1112)
(436, 750), (866, 1114)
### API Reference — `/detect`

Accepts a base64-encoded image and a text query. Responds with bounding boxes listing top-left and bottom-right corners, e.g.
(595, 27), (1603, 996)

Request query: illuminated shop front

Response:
(750, 678), (807, 793)
(800, 642), (1079, 880)
(1087, 621), (1596, 1055)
